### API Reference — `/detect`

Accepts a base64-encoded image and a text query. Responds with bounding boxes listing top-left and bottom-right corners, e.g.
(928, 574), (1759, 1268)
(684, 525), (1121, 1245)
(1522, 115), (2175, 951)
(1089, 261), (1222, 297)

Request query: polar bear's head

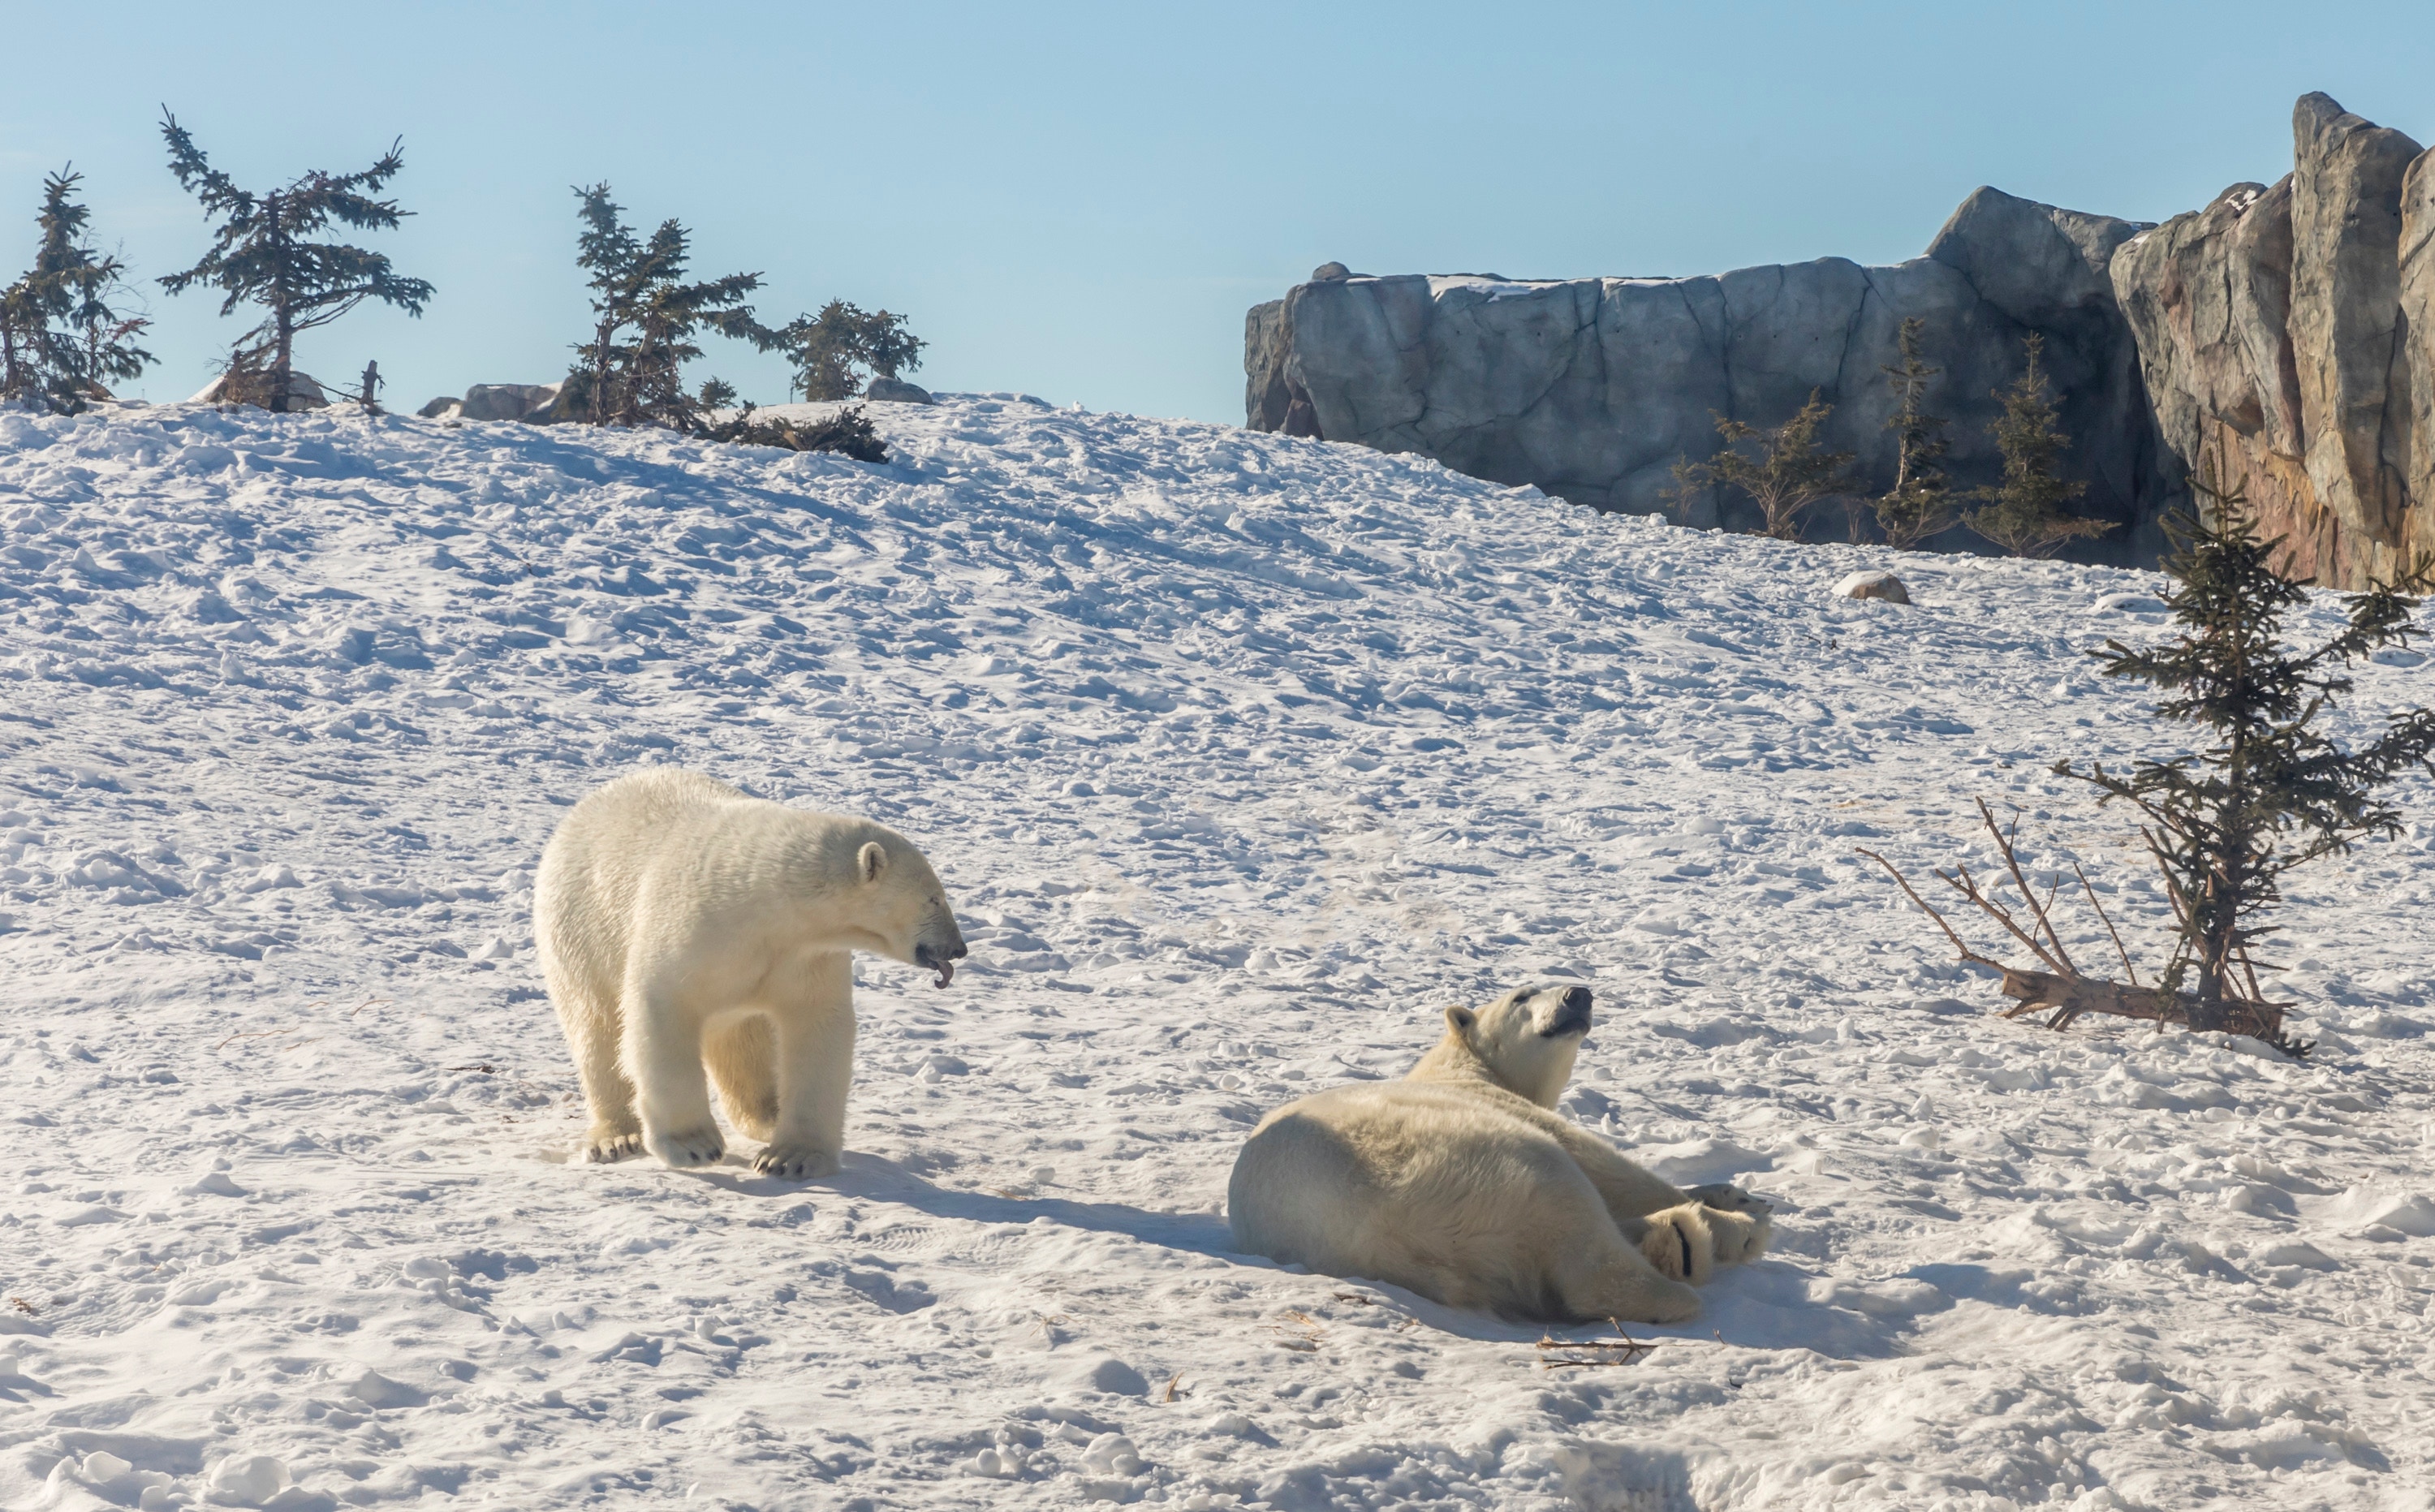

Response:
(1442, 983), (1592, 1108)
(836, 825), (968, 988)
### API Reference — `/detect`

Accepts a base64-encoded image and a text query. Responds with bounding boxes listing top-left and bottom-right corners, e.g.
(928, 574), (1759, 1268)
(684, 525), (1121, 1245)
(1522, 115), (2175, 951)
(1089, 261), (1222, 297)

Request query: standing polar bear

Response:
(1228, 983), (1770, 1324)
(534, 769), (967, 1178)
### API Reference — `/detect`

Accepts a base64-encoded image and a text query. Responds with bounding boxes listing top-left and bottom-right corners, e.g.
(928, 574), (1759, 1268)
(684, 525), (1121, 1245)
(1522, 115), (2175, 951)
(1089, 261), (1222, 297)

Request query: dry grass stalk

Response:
(1269, 1309), (1324, 1352)
(212, 1027), (313, 1053)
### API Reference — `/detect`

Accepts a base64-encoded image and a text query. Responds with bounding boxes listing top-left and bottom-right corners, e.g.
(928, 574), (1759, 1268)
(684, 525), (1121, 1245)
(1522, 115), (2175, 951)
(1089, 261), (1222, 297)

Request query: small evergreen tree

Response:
(156, 113), (433, 412)
(1666, 389), (1855, 540)
(566, 184), (769, 431)
(1873, 317), (1955, 549)
(0, 169), (153, 415)
(2061, 458), (2435, 1042)
(1962, 334), (2113, 557)
(776, 299), (924, 401)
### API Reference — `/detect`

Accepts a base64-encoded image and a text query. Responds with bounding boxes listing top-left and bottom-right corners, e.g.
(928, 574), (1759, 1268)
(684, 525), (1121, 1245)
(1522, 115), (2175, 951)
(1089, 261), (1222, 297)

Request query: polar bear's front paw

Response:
(584, 1129), (644, 1164)
(1685, 1182), (1772, 1217)
(1639, 1203), (1716, 1285)
(1706, 1206), (1772, 1267)
(752, 1143), (841, 1181)
(649, 1126), (726, 1169)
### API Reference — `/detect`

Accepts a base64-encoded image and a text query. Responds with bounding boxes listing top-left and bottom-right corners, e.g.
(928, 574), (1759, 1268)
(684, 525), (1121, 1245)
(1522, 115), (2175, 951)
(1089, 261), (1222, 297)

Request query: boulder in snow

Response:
(1835, 570), (1912, 605)
(864, 376), (934, 404)
(187, 369), (328, 410)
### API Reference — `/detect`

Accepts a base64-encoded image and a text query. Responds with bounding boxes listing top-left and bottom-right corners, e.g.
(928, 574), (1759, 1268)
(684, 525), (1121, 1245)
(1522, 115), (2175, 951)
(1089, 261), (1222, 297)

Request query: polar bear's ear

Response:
(1444, 1005), (1476, 1036)
(857, 841), (889, 885)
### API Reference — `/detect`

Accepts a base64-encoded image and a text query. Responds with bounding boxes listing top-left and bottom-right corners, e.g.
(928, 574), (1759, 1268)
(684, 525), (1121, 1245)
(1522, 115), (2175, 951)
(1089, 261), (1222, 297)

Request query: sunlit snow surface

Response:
(2, 396), (2433, 1512)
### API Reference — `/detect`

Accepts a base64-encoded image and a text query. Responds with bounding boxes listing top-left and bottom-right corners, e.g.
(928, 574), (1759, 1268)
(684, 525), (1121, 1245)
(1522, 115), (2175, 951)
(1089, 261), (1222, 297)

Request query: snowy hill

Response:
(2, 395), (2431, 1511)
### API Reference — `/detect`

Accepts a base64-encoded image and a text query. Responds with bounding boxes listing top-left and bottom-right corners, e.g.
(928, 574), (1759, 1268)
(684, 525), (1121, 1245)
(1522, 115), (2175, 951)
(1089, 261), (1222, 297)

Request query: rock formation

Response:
(187, 370), (329, 409)
(1247, 93), (2435, 584)
(2115, 94), (2434, 585)
(418, 382), (564, 423)
(864, 376), (936, 404)
(1246, 193), (2171, 563)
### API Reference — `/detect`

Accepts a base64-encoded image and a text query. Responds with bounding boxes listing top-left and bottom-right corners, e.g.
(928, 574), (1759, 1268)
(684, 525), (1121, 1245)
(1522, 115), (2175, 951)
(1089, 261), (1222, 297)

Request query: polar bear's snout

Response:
(914, 924), (968, 989)
(1537, 984), (1592, 1039)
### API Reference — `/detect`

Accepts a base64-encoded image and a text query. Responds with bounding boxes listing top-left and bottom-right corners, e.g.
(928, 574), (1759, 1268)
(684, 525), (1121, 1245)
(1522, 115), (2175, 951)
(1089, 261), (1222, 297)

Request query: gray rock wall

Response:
(2113, 93), (2433, 587)
(1246, 189), (2170, 562)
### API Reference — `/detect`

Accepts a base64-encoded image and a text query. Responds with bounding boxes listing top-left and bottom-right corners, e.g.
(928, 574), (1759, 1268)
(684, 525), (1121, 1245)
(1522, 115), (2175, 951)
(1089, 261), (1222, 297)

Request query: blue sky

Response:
(3, 2), (2430, 423)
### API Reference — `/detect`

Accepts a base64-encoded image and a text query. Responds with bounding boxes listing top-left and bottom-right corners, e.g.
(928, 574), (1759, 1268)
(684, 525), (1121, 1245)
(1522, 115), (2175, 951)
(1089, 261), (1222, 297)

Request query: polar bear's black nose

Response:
(1560, 985), (1591, 1013)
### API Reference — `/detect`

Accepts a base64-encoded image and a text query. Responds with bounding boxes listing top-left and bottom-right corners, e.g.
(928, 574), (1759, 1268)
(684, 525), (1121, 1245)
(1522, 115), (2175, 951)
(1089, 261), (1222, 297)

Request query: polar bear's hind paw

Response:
(752, 1144), (842, 1181)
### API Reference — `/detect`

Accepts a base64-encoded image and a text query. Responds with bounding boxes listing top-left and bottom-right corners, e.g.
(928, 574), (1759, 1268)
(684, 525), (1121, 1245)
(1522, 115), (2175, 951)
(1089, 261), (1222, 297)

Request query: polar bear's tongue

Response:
(933, 960), (955, 989)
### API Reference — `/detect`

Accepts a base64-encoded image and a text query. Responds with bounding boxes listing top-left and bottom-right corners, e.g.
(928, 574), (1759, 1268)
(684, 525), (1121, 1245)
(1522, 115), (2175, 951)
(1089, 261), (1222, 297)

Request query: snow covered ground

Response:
(2, 394), (2432, 1512)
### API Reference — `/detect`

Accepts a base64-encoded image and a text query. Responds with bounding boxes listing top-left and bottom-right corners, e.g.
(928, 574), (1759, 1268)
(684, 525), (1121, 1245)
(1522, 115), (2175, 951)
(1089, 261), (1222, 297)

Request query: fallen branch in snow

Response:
(1859, 798), (2302, 1054)
(1536, 1321), (1657, 1369)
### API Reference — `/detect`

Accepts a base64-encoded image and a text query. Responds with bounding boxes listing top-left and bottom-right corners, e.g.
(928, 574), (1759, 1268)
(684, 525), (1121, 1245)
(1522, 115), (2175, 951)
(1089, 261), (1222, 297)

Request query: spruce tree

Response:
(1963, 334), (2113, 557)
(776, 300), (924, 401)
(566, 184), (769, 431)
(0, 170), (153, 416)
(2060, 459), (2435, 1043)
(1873, 317), (1955, 549)
(156, 114), (432, 412)
(1666, 389), (1855, 540)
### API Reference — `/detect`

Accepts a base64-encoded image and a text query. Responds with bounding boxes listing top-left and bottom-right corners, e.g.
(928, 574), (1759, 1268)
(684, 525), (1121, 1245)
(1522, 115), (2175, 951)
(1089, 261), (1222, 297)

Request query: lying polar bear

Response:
(1227, 983), (1769, 1323)
(535, 768), (967, 1178)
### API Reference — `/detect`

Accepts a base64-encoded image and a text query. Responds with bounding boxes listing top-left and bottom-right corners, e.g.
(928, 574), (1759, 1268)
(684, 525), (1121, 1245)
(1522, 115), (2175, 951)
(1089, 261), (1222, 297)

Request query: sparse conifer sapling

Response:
(1666, 389), (1855, 541)
(1963, 334), (2114, 558)
(565, 184), (770, 432)
(1873, 317), (1956, 549)
(775, 300), (924, 402)
(157, 113), (432, 411)
(1, 170), (153, 416)
(1865, 458), (2435, 1057)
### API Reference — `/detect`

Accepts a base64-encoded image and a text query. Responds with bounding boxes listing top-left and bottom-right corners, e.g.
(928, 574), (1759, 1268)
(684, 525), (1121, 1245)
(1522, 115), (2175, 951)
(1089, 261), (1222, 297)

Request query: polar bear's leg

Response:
(550, 976), (642, 1163)
(753, 952), (855, 1180)
(705, 1016), (780, 1143)
(622, 982), (726, 1169)
(1549, 1223), (1704, 1325)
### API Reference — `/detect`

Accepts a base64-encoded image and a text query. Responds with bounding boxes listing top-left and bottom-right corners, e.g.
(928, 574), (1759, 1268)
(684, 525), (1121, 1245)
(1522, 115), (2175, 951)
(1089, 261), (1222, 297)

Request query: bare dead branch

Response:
(1536, 1320), (1659, 1369)
(1936, 859), (2067, 974)
(1980, 797), (2077, 975)
(1864, 811), (2301, 1054)
(2071, 860), (2140, 987)
(1855, 849), (2003, 970)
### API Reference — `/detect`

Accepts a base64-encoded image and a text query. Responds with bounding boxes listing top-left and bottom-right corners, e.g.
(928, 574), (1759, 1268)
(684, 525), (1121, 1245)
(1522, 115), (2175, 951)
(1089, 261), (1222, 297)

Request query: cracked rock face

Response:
(2114, 93), (2433, 587)
(1246, 190), (2168, 563)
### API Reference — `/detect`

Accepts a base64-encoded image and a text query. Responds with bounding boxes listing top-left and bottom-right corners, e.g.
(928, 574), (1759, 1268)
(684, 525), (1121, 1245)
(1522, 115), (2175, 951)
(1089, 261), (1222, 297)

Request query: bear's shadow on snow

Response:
(1284, 1260), (1915, 1359)
(678, 1155), (1907, 1358)
(681, 1151), (1236, 1257)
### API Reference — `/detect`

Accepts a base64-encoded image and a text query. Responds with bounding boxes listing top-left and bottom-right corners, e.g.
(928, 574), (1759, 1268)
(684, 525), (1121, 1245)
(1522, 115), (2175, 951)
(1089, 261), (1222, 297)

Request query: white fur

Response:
(1226, 984), (1771, 1324)
(533, 768), (966, 1177)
